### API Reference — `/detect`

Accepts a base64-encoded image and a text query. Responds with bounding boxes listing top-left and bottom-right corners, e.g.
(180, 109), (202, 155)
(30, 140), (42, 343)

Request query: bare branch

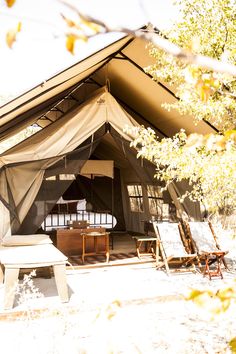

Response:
(60, 0), (236, 77)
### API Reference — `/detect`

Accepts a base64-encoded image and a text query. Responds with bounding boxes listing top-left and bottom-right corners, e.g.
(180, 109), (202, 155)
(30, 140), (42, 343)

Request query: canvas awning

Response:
(80, 160), (114, 179)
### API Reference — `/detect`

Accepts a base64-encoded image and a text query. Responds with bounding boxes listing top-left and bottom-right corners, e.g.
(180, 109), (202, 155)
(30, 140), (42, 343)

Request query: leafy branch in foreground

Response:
(5, 0), (236, 78)
(187, 281), (236, 353)
(125, 125), (236, 214)
(146, 0), (236, 131)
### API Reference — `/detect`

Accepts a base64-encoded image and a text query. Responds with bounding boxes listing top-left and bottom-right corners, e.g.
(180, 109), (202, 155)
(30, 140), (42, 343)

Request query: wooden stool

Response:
(132, 235), (156, 259)
(81, 231), (110, 264)
(0, 244), (69, 310)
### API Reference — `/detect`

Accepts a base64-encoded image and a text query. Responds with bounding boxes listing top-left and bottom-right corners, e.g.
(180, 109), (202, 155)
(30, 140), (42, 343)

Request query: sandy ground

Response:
(0, 255), (236, 354)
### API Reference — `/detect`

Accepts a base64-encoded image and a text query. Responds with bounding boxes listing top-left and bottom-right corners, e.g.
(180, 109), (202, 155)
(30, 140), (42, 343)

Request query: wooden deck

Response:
(66, 232), (156, 269)
(19, 232), (156, 279)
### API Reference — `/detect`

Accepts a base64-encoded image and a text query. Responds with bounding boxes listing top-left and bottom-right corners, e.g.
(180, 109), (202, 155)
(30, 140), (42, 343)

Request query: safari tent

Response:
(0, 28), (217, 240)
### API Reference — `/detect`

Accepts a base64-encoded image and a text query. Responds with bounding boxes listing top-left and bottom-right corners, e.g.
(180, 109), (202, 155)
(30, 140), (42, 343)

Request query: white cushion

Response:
(1, 234), (52, 247)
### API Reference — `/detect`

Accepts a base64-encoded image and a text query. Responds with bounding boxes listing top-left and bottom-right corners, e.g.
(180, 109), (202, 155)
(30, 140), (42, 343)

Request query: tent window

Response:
(59, 174), (76, 180)
(127, 185), (143, 212)
(147, 185), (163, 215)
(162, 203), (170, 220)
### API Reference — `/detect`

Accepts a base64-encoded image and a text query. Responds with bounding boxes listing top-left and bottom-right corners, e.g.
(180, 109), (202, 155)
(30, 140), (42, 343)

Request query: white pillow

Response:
(1, 234), (52, 247)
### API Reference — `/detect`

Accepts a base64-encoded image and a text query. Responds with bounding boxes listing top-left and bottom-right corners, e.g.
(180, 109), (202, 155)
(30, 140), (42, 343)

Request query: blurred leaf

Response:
(79, 13), (102, 33)
(17, 22), (21, 32)
(66, 33), (88, 54)
(224, 130), (236, 144)
(61, 13), (82, 30)
(81, 18), (101, 33)
(229, 337), (236, 353)
(6, 21), (21, 48)
(5, 0), (15, 7)
(186, 289), (207, 300)
(195, 80), (211, 102)
(106, 300), (121, 320)
(66, 34), (76, 54)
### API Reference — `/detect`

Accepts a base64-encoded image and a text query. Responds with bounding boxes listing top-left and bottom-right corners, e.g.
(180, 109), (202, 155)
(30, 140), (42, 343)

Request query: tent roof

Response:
(0, 27), (218, 143)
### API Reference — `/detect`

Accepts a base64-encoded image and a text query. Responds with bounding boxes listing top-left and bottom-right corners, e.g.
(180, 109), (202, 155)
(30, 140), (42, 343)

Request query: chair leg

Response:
(158, 242), (170, 275)
(217, 255), (224, 279)
(203, 256), (211, 280)
(222, 257), (229, 270)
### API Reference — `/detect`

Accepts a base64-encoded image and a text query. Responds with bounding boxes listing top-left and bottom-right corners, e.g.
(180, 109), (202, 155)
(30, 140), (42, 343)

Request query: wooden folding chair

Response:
(184, 221), (229, 280)
(152, 221), (197, 275)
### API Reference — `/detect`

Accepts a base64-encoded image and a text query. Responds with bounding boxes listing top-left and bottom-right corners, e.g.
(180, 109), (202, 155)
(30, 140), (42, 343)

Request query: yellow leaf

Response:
(80, 18), (102, 33)
(5, 0), (15, 7)
(224, 129), (236, 137)
(66, 32), (88, 54)
(6, 30), (15, 48)
(106, 300), (121, 320)
(66, 34), (76, 55)
(186, 289), (205, 300)
(224, 130), (236, 144)
(61, 14), (77, 29)
(6, 22), (21, 49)
(229, 337), (236, 353)
(17, 21), (22, 32)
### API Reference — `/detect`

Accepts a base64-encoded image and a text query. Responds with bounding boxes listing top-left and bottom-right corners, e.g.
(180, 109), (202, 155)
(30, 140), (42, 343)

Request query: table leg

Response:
(53, 264), (69, 303)
(82, 235), (85, 264)
(106, 234), (109, 263)
(94, 236), (98, 254)
(136, 240), (141, 259)
(4, 267), (20, 310)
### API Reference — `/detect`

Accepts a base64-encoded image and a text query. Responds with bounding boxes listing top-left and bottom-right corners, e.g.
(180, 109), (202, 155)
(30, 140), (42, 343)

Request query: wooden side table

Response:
(132, 235), (156, 259)
(202, 251), (225, 280)
(81, 231), (110, 264)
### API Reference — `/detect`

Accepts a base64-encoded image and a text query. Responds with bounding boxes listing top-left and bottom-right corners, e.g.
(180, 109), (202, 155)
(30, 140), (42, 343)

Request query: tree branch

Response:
(60, 0), (236, 77)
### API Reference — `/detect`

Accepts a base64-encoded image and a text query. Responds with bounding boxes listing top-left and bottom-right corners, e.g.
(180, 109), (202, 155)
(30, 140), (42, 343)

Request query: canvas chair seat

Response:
(153, 221), (197, 274)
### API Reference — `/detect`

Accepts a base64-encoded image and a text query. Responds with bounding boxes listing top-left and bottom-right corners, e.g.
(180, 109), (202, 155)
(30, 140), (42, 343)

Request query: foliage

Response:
(6, 21), (21, 48)
(187, 280), (236, 353)
(125, 125), (236, 214)
(146, 0), (236, 131)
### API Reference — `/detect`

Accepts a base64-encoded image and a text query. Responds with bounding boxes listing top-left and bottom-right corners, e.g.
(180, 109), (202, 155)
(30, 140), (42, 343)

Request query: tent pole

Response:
(111, 176), (114, 249)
